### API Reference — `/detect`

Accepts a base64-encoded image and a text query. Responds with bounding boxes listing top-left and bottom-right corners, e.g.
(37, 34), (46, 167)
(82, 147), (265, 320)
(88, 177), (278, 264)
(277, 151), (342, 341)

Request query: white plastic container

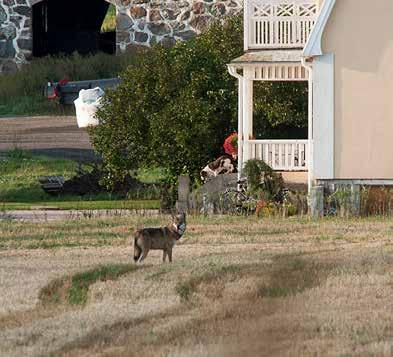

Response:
(74, 87), (105, 128)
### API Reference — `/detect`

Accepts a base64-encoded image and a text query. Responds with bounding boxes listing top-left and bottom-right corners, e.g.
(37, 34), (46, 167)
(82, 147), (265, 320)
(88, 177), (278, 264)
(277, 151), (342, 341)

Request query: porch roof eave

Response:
(229, 50), (305, 67)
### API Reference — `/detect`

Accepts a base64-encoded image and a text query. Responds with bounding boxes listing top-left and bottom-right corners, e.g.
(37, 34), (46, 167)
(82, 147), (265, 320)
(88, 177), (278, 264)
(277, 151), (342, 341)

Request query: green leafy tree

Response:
(89, 16), (308, 187)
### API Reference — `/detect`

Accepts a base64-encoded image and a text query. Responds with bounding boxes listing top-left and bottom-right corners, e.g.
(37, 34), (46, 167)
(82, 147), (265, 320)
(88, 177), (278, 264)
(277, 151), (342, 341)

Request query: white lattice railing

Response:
(245, 0), (318, 50)
(247, 139), (308, 171)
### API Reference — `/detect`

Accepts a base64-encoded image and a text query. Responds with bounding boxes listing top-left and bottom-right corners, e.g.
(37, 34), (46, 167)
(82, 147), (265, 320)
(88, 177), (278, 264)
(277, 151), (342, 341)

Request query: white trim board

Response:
(316, 179), (393, 186)
(312, 53), (334, 180)
(303, 0), (336, 57)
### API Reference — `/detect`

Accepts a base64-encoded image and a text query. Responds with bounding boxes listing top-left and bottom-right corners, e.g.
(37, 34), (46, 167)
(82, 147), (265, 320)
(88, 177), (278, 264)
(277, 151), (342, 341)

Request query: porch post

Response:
(303, 60), (314, 194)
(237, 76), (244, 179)
(242, 67), (254, 164)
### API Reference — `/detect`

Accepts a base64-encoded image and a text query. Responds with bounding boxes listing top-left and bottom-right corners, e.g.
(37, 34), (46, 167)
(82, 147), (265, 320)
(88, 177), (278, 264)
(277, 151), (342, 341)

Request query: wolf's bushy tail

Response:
(134, 234), (142, 262)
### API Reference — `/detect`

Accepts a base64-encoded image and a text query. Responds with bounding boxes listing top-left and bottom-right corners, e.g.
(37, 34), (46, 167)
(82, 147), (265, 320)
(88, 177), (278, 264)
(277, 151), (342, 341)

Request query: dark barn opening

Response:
(32, 0), (116, 57)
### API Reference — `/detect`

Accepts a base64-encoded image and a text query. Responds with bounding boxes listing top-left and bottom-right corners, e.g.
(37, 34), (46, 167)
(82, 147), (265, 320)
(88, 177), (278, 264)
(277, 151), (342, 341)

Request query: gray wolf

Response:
(133, 213), (186, 263)
(200, 154), (236, 182)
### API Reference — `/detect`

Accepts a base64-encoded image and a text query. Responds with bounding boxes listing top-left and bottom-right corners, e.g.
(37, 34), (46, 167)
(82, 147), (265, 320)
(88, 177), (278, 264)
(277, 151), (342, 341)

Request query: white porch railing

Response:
(246, 139), (308, 171)
(245, 0), (319, 50)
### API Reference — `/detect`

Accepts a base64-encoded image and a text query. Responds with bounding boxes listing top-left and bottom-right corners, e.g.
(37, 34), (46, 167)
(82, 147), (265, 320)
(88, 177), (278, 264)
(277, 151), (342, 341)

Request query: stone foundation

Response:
(0, 0), (242, 74)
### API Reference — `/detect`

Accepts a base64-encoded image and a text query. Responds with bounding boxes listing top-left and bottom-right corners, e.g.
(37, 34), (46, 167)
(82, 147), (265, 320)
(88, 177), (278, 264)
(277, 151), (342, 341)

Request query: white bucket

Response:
(74, 87), (104, 128)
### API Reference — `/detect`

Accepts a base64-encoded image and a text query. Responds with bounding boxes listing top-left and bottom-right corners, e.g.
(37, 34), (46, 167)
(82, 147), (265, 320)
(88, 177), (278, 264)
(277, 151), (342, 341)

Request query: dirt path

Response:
(0, 116), (95, 160)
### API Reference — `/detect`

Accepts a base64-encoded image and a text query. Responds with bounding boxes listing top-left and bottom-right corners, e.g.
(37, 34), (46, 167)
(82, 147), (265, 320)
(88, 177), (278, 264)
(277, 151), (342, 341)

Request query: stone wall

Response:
(0, 0), (242, 74)
(115, 0), (242, 52)
(0, 0), (32, 73)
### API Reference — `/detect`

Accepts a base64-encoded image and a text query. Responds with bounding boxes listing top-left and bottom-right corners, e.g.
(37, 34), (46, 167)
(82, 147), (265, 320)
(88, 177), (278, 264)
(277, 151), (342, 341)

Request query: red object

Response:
(48, 77), (69, 100)
(223, 132), (238, 157)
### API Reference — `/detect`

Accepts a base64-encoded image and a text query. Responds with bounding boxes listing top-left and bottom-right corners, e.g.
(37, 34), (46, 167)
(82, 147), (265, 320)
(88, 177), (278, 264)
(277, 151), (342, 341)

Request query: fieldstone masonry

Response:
(0, 0), (242, 73)
(115, 0), (242, 52)
(0, 0), (32, 73)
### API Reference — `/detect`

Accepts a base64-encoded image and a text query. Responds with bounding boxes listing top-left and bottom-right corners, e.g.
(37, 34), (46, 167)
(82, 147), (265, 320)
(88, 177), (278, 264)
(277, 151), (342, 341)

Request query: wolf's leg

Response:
(138, 248), (149, 263)
(168, 248), (173, 263)
(134, 243), (142, 262)
(163, 250), (167, 263)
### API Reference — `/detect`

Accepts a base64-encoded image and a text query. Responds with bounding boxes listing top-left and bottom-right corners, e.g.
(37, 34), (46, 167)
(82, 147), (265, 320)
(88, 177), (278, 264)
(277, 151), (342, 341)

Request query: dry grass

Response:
(0, 215), (393, 356)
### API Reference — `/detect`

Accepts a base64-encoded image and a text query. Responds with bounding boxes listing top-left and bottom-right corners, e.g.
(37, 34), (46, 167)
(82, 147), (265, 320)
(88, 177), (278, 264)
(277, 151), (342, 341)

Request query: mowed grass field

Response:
(1, 215), (393, 356)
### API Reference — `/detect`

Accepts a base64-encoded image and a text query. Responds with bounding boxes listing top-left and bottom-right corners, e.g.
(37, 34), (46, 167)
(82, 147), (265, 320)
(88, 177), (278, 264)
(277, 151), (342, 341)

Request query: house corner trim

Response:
(303, 0), (336, 57)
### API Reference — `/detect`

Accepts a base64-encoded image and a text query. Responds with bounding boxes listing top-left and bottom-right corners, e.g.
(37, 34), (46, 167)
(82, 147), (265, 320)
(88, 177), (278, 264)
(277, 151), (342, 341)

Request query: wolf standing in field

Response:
(133, 213), (186, 263)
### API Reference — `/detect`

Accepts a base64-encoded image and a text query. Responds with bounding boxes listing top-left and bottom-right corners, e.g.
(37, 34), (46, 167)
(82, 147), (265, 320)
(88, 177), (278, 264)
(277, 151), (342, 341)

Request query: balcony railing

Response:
(245, 0), (319, 50)
(247, 139), (308, 171)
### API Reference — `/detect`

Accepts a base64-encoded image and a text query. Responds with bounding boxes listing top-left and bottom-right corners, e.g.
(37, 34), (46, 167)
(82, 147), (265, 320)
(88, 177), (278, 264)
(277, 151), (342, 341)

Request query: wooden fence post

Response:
(350, 184), (361, 217)
(310, 185), (324, 218)
(176, 175), (190, 213)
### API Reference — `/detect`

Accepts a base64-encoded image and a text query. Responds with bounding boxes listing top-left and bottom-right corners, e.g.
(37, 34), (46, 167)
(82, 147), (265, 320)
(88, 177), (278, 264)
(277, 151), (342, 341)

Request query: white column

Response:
(312, 54), (334, 180)
(237, 77), (244, 179)
(242, 67), (254, 165)
(244, 0), (249, 52)
(307, 65), (313, 193)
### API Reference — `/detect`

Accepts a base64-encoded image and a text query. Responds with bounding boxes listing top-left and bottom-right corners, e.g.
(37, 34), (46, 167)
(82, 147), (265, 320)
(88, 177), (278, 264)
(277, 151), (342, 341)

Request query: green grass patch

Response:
(0, 200), (159, 211)
(0, 150), (161, 209)
(0, 217), (132, 249)
(40, 264), (138, 306)
(0, 150), (77, 202)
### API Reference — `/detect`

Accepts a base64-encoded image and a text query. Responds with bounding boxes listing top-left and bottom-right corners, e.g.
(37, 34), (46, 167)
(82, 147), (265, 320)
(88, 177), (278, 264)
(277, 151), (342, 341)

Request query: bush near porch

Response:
(89, 16), (308, 187)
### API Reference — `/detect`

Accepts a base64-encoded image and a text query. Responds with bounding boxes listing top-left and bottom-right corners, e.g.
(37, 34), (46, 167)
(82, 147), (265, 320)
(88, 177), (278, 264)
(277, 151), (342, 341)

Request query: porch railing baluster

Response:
(246, 139), (308, 171)
(247, 0), (318, 50)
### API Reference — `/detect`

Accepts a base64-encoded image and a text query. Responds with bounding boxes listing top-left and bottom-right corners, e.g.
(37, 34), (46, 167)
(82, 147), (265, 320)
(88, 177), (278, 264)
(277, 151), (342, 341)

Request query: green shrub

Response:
(90, 17), (243, 187)
(243, 159), (284, 202)
(89, 16), (308, 187)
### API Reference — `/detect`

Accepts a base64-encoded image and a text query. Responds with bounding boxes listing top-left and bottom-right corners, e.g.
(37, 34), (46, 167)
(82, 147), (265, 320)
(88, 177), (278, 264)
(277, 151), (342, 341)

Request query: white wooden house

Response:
(228, 0), (393, 191)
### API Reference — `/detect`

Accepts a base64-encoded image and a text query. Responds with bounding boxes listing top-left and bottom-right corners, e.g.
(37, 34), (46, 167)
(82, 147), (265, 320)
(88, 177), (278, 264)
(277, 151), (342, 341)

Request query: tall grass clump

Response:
(360, 186), (393, 217)
(0, 50), (141, 116)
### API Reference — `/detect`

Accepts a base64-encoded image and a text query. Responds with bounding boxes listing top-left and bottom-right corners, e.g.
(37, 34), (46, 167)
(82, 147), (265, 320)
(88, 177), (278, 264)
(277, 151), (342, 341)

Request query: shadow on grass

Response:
(256, 256), (333, 298)
(175, 264), (241, 301)
(175, 255), (335, 302)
